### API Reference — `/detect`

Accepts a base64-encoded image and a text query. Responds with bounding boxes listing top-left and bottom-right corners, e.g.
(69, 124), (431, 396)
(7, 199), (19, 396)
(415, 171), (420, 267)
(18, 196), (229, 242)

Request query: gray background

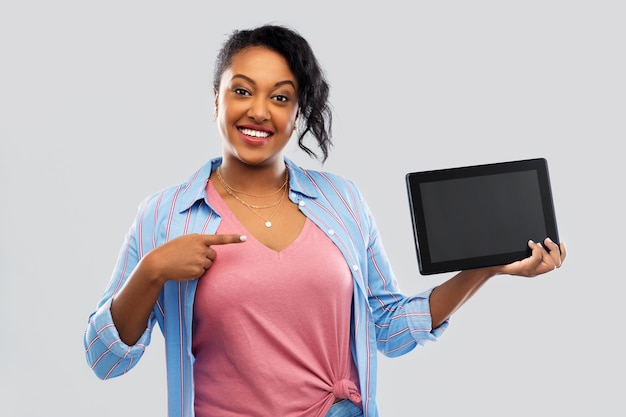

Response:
(1, 1), (623, 416)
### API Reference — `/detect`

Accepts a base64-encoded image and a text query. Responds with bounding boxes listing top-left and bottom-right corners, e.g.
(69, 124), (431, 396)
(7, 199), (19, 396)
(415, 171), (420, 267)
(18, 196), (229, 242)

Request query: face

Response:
(215, 46), (299, 168)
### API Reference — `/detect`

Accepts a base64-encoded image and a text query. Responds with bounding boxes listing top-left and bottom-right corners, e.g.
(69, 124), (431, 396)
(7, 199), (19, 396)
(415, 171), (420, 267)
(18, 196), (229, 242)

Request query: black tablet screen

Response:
(406, 158), (559, 275)
(420, 170), (545, 262)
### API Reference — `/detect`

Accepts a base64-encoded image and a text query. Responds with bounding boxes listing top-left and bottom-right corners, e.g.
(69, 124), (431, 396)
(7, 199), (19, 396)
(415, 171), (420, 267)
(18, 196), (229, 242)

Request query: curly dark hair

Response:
(213, 24), (333, 162)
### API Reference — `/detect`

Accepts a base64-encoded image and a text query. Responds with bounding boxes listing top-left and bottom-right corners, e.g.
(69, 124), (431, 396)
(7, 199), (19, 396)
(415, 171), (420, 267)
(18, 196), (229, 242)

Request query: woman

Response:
(84, 24), (566, 417)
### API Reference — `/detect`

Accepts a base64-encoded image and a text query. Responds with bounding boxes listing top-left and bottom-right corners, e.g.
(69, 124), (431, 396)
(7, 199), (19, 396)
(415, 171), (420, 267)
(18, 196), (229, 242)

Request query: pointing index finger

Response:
(204, 234), (247, 246)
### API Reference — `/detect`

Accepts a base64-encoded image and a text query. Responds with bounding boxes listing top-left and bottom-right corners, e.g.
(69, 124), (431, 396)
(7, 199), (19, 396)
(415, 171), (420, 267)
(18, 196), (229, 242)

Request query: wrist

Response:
(138, 252), (169, 288)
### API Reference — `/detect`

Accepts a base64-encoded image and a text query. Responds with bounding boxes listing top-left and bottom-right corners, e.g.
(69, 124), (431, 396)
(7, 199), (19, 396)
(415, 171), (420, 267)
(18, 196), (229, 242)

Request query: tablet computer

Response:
(405, 158), (560, 275)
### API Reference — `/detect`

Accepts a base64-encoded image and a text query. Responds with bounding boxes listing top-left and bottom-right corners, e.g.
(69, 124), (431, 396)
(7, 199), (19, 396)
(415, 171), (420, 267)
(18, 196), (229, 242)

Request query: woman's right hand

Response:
(143, 233), (247, 284)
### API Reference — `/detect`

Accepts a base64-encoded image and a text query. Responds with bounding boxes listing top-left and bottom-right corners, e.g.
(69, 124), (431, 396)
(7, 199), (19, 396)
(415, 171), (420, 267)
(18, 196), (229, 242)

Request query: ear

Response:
(213, 89), (219, 120)
(292, 108), (300, 136)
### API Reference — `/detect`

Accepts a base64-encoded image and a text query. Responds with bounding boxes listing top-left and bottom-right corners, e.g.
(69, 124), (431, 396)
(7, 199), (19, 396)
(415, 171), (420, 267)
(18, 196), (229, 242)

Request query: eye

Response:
(272, 95), (289, 103)
(234, 88), (251, 96)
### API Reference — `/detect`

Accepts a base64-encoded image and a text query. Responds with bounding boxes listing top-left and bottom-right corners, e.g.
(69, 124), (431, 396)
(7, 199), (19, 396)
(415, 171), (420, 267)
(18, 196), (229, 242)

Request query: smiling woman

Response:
(83, 23), (566, 417)
(216, 46), (300, 173)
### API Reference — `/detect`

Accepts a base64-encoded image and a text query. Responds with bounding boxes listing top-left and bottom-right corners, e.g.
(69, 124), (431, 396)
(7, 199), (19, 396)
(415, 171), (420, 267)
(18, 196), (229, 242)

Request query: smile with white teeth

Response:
(239, 128), (271, 138)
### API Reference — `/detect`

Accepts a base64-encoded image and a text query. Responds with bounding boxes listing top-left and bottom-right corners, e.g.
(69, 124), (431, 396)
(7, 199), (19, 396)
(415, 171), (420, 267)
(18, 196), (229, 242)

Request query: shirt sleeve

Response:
(360, 191), (449, 357)
(83, 197), (158, 380)
(84, 298), (154, 379)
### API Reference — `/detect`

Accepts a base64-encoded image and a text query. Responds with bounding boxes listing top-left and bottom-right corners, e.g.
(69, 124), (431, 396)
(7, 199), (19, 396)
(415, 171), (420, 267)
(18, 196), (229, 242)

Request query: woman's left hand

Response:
(493, 237), (567, 277)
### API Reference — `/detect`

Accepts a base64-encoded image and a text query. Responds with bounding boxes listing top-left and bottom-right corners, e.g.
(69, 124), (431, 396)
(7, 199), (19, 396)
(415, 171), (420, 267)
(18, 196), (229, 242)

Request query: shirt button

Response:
(328, 229), (335, 235)
(298, 200), (306, 207)
(352, 265), (359, 271)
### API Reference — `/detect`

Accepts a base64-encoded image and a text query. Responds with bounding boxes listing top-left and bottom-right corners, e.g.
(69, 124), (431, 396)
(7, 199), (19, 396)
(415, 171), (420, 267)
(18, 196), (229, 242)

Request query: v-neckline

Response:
(206, 179), (309, 254)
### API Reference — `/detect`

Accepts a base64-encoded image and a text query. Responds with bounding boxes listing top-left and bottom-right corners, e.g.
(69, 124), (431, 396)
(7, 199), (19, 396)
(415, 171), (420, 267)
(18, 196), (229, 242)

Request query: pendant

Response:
(265, 221), (272, 228)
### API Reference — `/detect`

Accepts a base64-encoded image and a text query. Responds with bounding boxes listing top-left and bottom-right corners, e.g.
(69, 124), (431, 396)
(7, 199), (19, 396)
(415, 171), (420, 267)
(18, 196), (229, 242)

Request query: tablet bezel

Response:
(405, 158), (560, 275)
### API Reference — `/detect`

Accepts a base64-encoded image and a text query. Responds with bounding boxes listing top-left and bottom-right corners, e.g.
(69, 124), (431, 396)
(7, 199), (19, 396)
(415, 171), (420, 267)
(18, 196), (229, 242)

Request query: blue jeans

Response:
(326, 400), (364, 417)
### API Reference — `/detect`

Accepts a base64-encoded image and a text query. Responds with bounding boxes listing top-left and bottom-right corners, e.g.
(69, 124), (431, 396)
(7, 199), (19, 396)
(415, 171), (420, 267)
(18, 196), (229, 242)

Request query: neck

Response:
(217, 161), (288, 195)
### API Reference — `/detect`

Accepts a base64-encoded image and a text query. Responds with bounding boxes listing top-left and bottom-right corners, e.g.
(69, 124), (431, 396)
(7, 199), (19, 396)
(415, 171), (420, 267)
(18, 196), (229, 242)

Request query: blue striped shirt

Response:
(84, 156), (448, 417)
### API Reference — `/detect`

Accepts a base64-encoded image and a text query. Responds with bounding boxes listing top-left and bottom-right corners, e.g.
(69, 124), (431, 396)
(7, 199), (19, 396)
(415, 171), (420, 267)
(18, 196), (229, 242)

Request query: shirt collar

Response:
(177, 156), (320, 213)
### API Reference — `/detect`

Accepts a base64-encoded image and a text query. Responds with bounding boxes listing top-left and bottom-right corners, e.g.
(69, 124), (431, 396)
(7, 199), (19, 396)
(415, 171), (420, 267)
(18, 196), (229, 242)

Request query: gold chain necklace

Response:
(216, 167), (289, 228)
(216, 167), (288, 198)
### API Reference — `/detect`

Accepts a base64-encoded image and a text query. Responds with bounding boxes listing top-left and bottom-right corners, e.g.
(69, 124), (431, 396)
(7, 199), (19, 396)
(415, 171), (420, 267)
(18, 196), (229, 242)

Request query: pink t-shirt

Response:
(192, 182), (361, 417)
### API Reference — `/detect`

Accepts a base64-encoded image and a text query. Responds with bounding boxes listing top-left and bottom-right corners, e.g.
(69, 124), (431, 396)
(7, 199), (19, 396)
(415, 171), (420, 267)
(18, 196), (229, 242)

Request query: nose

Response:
(247, 97), (270, 122)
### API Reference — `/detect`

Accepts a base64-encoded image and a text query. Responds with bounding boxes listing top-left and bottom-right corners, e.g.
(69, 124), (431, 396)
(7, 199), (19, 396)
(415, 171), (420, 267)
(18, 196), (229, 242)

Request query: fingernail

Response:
(240, 235), (247, 242)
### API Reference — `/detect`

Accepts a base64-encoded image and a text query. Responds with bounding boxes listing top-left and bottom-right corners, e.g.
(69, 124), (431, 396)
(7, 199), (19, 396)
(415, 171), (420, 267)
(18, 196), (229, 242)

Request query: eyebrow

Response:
(231, 74), (296, 89)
